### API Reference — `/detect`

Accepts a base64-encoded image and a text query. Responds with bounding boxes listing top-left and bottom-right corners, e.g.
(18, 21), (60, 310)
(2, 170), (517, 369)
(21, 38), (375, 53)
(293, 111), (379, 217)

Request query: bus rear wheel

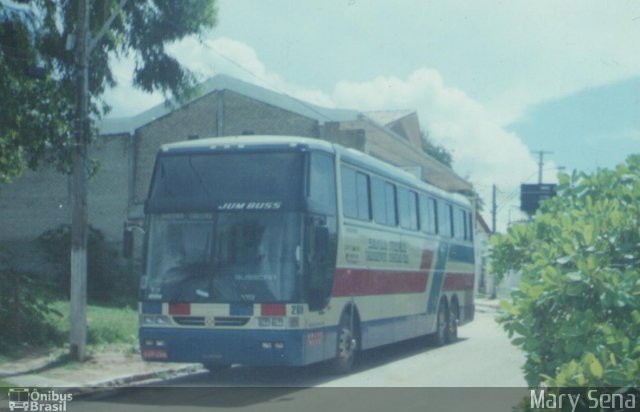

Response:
(433, 299), (449, 346)
(447, 301), (459, 343)
(329, 312), (358, 374)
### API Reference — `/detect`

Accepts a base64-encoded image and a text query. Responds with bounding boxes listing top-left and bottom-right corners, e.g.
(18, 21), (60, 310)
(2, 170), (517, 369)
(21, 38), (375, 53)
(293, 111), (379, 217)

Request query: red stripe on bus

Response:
(332, 269), (429, 296)
(442, 272), (475, 291)
(420, 249), (434, 270)
(168, 302), (190, 315)
(261, 303), (286, 316)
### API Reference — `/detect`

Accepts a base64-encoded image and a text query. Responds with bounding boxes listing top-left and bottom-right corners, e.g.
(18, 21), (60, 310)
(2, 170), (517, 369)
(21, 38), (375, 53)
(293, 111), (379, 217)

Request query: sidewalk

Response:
(474, 297), (501, 312)
(0, 345), (202, 391)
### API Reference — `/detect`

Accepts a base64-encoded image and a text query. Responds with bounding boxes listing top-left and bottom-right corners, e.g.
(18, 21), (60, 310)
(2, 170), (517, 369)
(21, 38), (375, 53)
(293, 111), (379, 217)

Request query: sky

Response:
(103, 0), (640, 232)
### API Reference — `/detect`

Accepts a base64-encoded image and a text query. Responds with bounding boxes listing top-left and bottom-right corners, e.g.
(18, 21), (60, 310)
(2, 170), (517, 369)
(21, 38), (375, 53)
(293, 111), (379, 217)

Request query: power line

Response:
(201, 41), (336, 123)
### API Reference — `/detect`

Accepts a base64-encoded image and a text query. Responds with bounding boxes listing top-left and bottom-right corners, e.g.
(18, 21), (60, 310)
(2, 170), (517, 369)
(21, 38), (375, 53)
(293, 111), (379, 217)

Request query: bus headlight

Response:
(141, 314), (171, 326)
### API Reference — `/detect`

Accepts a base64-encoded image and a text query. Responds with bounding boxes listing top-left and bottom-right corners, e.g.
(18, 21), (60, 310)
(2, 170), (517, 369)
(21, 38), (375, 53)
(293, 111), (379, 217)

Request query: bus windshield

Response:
(144, 212), (302, 303)
(147, 152), (304, 213)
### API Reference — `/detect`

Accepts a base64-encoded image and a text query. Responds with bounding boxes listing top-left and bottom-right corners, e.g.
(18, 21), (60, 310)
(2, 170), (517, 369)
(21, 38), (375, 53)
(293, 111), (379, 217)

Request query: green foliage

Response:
(0, 4), (74, 182)
(49, 301), (137, 346)
(420, 129), (453, 168)
(0, 248), (64, 351)
(0, 0), (218, 182)
(38, 225), (137, 305)
(492, 155), (640, 387)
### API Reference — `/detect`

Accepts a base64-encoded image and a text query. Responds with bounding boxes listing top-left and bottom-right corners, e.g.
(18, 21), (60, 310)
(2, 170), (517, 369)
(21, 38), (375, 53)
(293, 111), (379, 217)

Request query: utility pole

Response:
(491, 184), (497, 233)
(70, 0), (129, 361)
(70, 0), (90, 361)
(532, 150), (553, 184)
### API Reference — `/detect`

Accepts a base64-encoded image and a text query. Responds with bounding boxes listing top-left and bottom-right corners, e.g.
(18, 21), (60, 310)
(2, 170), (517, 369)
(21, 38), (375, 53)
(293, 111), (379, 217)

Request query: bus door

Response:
(303, 213), (338, 363)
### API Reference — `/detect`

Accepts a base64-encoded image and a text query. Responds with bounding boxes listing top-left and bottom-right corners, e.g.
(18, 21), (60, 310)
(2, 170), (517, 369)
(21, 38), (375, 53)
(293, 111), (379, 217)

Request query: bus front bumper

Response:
(139, 327), (313, 367)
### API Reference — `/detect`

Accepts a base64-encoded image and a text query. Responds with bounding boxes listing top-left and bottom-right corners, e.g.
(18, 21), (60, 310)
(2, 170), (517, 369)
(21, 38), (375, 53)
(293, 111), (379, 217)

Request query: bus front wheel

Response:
(329, 312), (358, 374)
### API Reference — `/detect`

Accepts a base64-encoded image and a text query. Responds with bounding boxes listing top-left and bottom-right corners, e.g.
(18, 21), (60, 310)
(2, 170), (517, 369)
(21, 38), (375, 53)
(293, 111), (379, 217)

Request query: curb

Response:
(2, 363), (204, 398)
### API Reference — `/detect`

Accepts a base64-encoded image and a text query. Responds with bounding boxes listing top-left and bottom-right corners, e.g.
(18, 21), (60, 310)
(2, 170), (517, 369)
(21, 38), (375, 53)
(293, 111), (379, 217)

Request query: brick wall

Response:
(222, 90), (319, 138)
(133, 91), (221, 204)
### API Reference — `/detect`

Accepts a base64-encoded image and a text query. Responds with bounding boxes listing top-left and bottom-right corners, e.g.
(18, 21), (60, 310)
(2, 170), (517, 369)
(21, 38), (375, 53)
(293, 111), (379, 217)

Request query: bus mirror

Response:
(315, 227), (329, 251)
(123, 225), (133, 259)
(295, 245), (301, 263)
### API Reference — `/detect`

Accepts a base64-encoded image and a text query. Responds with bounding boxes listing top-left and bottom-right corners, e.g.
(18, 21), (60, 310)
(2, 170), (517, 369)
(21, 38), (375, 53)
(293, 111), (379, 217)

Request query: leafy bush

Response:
(492, 155), (640, 387)
(0, 249), (64, 351)
(38, 225), (137, 305)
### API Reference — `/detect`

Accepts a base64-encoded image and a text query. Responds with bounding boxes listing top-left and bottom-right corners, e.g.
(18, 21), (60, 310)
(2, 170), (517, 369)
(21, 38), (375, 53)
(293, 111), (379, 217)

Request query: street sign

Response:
(520, 183), (557, 215)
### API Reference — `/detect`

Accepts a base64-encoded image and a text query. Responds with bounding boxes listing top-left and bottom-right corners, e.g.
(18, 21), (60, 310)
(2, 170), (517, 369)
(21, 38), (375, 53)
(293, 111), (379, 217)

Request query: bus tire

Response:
(447, 299), (458, 343)
(329, 311), (358, 374)
(433, 298), (449, 346)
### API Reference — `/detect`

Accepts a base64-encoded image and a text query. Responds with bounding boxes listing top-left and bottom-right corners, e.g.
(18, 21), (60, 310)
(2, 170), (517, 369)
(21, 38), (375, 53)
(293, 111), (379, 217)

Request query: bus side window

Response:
(355, 172), (371, 220)
(419, 195), (437, 234)
(309, 152), (337, 216)
(372, 177), (396, 226)
(372, 177), (386, 225)
(399, 187), (418, 230)
(385, 182), (397, 226)
(454, 208), (466, 239)
(341, 166), (358, 218)
(439, 202), (453, 238)
(341, 165), (370, 221)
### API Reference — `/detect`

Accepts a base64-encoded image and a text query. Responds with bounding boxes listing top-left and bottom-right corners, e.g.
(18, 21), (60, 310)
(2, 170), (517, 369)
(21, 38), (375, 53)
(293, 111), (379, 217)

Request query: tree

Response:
(491, 155), (640, 387)
(420, 129), (452, 168)
(0, 3), (73, 182)
(0, 0), (217, 181)
(1, 0), (218, 360)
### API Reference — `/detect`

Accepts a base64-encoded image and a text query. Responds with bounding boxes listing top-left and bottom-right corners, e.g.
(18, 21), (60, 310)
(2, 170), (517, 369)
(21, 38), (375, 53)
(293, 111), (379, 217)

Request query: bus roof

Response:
(161, 135), (335, 153)
(160, 135), (470, 207)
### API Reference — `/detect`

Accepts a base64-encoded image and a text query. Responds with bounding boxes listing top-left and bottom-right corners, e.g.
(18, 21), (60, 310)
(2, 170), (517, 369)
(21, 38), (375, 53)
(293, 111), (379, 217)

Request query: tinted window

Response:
(439, 202), (453, 238)
(148, 152), (304, 213)
(398, 187), (418, 230)
(355, 172), (371, 220)
(384, 182), (397, 226)
(454, 208), (466, 239)
(372, 177), (386, 225)
(419, 195), (438, 234)
(309, 152), (336, 215)
(371, 177), (397, 226)
(341, 166), (358, 218)
(341, 165), (370, 220)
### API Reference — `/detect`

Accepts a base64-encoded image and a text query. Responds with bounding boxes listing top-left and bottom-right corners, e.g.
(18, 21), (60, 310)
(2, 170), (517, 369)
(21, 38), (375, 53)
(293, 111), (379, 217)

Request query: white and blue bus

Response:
(139, 135), (475, 373)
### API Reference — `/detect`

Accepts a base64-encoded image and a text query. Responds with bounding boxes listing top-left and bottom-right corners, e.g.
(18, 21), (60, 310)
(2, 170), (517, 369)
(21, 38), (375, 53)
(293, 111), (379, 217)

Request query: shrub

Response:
(492, 155), (640, 387)
(0, 248), (64, 351)
(38, 225), (137, 306)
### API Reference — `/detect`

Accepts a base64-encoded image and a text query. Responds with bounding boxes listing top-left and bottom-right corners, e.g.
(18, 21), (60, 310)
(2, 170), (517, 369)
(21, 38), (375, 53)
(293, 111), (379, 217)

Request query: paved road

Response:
(67, 309), (528, 411)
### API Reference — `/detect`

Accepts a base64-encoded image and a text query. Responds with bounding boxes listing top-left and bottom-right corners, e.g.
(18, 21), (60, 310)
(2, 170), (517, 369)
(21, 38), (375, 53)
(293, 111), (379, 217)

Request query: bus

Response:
(139, 135), (475, 373)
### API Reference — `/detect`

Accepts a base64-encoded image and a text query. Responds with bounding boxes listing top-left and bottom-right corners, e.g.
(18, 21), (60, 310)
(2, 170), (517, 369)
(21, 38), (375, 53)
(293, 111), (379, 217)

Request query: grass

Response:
(49, 301), (138, 347)
(1, 301), (138, 361)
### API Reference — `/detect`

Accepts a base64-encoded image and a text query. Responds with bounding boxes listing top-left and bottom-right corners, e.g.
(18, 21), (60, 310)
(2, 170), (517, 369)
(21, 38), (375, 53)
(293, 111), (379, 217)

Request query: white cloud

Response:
(103, 36), (335, 117)
(333, 69), (543, 230)
(167, 37), (335, 108)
